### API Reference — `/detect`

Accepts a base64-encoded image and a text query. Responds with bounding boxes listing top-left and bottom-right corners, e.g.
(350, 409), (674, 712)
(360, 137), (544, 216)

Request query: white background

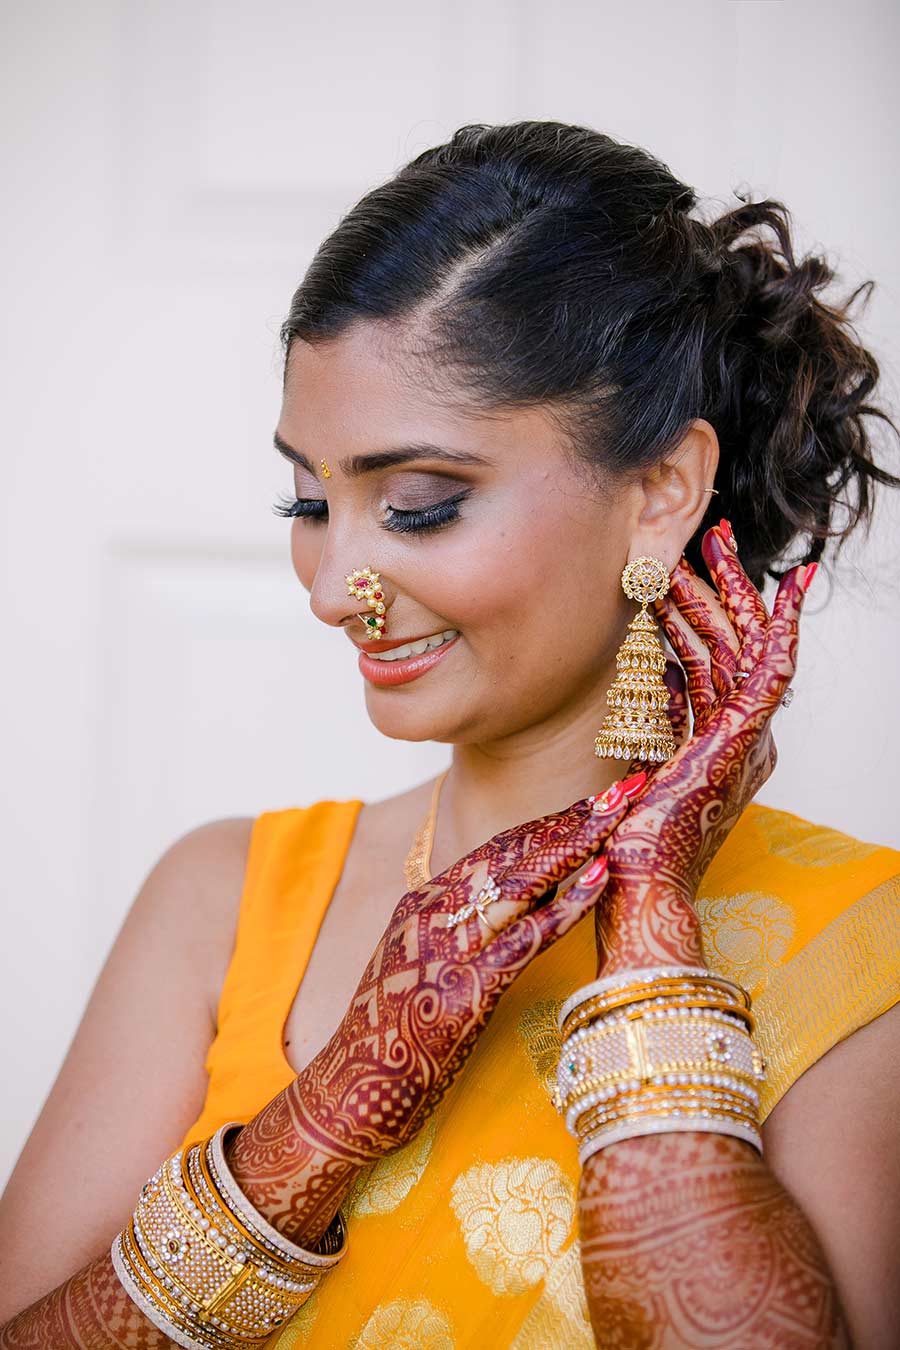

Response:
(2, 0), (898, 1187)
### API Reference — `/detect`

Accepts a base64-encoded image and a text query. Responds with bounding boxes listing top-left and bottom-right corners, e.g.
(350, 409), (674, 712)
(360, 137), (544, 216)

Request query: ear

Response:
(629, 419), (720, 570)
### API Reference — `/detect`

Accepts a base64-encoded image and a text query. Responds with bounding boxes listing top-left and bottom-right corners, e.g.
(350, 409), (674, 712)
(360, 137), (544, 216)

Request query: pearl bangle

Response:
(556, 971), (764, 1162)
(111, 1122), (346, 1348)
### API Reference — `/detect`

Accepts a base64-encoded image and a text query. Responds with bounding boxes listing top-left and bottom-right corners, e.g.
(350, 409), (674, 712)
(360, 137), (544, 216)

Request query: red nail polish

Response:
(590, 782), (625, 813)
(719, 518), (738, 552)
(580, 856), (608, 886)
(621, 771), (647, 798)
(802, 562), (818, 593)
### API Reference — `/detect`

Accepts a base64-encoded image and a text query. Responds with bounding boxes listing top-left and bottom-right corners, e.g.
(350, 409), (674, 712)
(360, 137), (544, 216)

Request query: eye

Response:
(272, 495), (327, 523)
(271, 491), (470, 535)
(384, 492), (469, 534)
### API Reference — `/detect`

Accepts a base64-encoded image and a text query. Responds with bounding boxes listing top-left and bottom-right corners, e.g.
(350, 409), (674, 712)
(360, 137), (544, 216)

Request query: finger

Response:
(701, 524), (770, 673)
(662, 557), (739, 699)
(663, 656), (690, 747)
(453, 769), (642, 887)
(432, 797), (587, 893)
(493, 854), (611, 965)
(654, 562), (719, 709)
(736, 564), (810, 716)
(438, 785), (630, 945)
(654, 592), (717, 713)
(478, 793), (631, 936)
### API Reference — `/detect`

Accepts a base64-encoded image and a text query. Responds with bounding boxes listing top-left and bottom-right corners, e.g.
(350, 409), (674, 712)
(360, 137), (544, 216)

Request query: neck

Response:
(429, 674), (628, 876)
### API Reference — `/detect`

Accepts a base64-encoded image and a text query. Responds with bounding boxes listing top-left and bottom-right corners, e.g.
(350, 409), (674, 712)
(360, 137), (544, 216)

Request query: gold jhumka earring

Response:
(594, 556), (677, 764)
(345, 565), (387, 638)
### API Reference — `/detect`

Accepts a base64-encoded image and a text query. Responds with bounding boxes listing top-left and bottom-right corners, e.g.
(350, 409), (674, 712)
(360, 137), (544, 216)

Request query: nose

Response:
(307, 542), (390, 638)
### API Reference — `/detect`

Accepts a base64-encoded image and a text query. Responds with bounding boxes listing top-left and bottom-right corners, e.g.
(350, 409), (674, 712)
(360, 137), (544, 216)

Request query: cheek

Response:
(428, 505), (617, 648)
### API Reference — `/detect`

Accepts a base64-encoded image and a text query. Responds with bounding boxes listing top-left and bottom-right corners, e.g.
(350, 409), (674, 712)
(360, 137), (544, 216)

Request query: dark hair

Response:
(280, 120), (900, 590)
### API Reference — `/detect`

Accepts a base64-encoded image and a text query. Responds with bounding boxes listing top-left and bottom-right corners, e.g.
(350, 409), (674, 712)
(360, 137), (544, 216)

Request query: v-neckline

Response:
(276, 797), (366, 1081)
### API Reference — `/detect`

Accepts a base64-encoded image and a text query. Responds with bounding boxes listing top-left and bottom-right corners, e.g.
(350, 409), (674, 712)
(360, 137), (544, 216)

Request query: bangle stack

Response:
(111, 1121), (347, 1349)
(555, 966), (766, 1165)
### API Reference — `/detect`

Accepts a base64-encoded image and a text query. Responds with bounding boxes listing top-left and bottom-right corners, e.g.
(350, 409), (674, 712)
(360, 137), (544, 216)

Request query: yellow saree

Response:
(178, 798), (900, 1348)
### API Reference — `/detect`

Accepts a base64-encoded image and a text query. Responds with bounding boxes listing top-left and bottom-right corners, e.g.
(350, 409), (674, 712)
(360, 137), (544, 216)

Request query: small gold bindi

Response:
(320, 458), (332, 478)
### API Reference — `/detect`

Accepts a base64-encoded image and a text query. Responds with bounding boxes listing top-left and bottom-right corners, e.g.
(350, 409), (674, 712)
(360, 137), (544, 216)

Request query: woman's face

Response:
(277, 322), (648, 748)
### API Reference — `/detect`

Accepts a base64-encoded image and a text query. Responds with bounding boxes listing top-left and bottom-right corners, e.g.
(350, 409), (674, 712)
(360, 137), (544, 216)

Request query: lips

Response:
(357, 633), (461, 687)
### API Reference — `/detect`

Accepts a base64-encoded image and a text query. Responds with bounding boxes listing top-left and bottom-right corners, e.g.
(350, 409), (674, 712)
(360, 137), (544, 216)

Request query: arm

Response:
(577, 894), (854, 1347)
(0, 817), (253, 1340)
(575, 534), (859, 1345)
(578, 919), (900, 1347)
(2, 790), (623, 1345)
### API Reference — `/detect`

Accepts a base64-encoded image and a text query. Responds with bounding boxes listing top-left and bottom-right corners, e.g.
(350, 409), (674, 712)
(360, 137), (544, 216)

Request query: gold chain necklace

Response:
(403, 767), (450, 890)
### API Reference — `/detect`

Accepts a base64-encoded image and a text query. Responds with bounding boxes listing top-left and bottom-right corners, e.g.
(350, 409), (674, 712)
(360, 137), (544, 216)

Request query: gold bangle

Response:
(576, 1099), (763, 1164)
(560, 979), (752, 1040)
(558, 967), (751, 1034)
(111, 1127), (347, 1349)
(564, 1061), (762, 1118)
(572, 1083), (759, 1135)
(573, 1080), (761, 1133)
(557, 1006), (763, 1114)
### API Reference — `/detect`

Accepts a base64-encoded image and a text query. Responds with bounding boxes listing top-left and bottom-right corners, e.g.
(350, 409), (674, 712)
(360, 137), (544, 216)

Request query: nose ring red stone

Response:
(345, 566), (387, 639)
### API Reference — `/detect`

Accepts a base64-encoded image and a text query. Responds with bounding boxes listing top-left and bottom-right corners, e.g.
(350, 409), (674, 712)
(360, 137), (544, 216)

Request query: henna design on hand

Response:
(575, 531), (848, 1346)
(0, 1253), (173, 1349)
(578, 1131), (850, 1348)
(226, 793), (629, 1243)
(596, 526), (810, 975)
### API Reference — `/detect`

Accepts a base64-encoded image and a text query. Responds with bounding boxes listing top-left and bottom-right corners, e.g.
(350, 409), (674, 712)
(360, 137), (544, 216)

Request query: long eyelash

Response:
(271, 491), (469, 535)
(272, 493), (327, 521)
(385, 493), (468, 534)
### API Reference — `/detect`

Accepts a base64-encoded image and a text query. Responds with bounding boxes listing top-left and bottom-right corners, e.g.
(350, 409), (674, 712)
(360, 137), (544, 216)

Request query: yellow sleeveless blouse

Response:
(179, 800), (900, 1349)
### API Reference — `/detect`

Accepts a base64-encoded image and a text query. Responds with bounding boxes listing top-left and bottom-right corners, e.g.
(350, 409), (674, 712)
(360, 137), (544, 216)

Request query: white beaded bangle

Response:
(207, 1123), (346, 1269)
(110, 1123), (346, 1349)
(578, 1112), (764, 1165)
(557, 1004), (764, 1117)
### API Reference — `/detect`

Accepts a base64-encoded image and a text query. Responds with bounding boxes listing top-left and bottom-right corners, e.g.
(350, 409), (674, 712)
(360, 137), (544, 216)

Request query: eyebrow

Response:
(273, 430), (491, 477)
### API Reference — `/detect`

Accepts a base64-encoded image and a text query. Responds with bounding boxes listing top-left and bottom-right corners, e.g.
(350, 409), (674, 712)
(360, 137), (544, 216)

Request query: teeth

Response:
(370, 629), (459, 661)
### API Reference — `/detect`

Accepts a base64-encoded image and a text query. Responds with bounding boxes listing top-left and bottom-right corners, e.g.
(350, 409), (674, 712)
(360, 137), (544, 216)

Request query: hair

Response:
(279, 120), (900, 590)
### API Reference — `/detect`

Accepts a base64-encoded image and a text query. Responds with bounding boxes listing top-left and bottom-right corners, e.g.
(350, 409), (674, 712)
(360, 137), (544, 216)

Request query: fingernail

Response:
(580, 856), (608, 886)
(620, 771), (647, 798)
(590, 782), (625, 813)
(719, 518), (738, 552)
(802, 562), (818, 593)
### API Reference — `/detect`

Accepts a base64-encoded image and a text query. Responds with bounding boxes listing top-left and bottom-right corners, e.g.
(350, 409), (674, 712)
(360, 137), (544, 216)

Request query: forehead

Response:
(280, 321), (568, 465)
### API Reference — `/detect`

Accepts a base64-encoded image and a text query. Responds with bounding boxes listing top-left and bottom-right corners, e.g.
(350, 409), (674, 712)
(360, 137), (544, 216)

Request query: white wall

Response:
(2, 0), (898, 1187)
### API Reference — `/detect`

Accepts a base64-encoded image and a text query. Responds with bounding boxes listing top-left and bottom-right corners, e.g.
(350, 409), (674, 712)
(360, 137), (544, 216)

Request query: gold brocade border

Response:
(755, 871), (900, 1122)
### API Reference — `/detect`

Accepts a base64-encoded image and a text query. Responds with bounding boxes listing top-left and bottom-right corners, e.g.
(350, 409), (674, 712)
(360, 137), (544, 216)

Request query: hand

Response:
(594, 523), (815, 976)
(294, 789), (632, 1166)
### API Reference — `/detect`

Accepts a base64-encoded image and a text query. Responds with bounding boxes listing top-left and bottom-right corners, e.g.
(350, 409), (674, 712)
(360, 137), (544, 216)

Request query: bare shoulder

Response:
(763, 1001), (900, 1346)
(0, 814), (254, 1323)
(145, 815), (257, 1017)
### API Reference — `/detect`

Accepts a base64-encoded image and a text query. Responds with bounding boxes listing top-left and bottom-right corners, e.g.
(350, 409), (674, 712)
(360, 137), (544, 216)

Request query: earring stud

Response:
(345, 566), (387, 638)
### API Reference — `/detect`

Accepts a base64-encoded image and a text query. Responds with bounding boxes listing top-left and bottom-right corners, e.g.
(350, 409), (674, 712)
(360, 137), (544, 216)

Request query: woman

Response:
(2, 120), (899, 1349)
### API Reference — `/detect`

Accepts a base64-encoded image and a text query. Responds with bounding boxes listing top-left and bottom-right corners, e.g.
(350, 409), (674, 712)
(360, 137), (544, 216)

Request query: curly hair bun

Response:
(281, 121), (900, 589)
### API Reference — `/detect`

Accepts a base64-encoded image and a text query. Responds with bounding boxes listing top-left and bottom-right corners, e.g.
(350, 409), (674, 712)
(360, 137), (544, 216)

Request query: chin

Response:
(364, 702), (464, 745)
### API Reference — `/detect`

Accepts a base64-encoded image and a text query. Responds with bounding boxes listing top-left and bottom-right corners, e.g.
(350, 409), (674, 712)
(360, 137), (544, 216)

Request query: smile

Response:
(367, 629), (459, 661)
(357, 631), (462, 688)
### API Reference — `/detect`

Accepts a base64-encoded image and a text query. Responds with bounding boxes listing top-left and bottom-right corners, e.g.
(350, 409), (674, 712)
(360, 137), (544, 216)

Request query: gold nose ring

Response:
(345, 566), (386, 638)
